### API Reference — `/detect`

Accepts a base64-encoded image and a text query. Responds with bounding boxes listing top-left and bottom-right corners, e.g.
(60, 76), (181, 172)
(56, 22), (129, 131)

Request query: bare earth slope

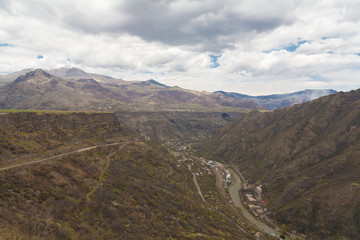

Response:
(199, 89), (360, 239)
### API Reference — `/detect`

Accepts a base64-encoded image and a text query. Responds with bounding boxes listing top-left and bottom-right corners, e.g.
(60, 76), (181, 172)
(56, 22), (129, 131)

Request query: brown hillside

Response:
(199, 89), (360, 239)
(0, 69), (263, 112)
(0, 112), (252, 239)
(116, 111), (244, 144)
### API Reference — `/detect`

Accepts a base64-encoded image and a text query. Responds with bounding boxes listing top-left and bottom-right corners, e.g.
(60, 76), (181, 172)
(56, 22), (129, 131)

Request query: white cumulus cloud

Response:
(0, 0), (359, 94)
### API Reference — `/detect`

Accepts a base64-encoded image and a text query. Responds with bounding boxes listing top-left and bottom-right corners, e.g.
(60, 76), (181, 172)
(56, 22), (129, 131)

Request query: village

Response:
(206, 159), (268, 220)
(175, 144), (304, 239)
(177, 143), (269, 221)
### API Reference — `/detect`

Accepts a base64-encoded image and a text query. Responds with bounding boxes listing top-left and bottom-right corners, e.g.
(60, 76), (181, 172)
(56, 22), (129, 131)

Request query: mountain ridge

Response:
(0, 69), (264, 111)
(214, 89), (338, 109)
(0, 68), (337, 111)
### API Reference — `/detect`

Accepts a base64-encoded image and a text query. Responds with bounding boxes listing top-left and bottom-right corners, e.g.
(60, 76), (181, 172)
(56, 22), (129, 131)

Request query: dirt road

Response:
(0, 142), (124, 171)
(188, 164), (206, 203)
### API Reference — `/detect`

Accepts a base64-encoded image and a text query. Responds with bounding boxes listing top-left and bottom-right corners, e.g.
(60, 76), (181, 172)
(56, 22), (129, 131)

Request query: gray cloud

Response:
(60, 0), (295, 51)
(0, 0), (360, 95)
(0, 0), (11, 10)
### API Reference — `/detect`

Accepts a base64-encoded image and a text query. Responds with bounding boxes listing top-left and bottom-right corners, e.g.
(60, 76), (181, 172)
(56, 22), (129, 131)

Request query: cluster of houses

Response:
(199, 158), (233, 185)
(187, 156), (269, 220)
(241, 183), (267, 218)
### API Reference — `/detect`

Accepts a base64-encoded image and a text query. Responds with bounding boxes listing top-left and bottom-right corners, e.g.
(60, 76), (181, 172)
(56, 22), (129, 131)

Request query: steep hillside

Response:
(0, 111), (132, 168)
(199, 89), (360, 239)
(116, 111), (244, 144)
(0, 111), (253, 239)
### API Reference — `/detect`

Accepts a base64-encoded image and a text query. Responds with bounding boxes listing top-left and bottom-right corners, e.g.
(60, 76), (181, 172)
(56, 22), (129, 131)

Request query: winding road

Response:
(188, 164), (206, 203)
(0, 142), (125, 172)
(228, 169), (279, 236)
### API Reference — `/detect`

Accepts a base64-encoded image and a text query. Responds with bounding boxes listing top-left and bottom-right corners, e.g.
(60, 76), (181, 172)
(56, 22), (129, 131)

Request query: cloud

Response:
(46, 0), (295, 51)
(0, 0), (359, 95)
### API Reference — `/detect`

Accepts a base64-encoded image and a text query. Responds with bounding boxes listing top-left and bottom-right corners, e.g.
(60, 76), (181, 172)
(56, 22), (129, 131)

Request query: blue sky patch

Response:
(210, 54), (221, 68)
(284, 40), (309, 52)
(308, 75), (330, 82)
(263, 40), (310, 53)
(355, 53), (360, 56)
(37, 55), (44, 59)
(0, 43), (11, 47)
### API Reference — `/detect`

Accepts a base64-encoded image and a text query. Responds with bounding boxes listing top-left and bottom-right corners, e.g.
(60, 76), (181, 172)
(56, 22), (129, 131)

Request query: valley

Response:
(2, 0), (360, 237)
(0, 111), (260, 239)
(0, 68), (357, 239)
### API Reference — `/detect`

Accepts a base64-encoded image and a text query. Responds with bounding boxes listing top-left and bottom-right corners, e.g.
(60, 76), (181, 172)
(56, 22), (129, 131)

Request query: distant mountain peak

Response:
(33, 68), (51, 76)
(145, 79), (169, 88)
(64, 67), (86, 77)
(48, 67), (87, 78)
(14, 69), (52, 84)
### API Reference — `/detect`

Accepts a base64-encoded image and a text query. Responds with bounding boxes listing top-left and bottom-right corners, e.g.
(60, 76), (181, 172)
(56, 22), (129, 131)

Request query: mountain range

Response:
(0, 68), (336, 111)
(214, 89), (338, 110)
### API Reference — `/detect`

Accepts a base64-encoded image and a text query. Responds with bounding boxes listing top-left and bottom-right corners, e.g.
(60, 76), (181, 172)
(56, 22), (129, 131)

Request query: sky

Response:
(0, 0), (360, 95)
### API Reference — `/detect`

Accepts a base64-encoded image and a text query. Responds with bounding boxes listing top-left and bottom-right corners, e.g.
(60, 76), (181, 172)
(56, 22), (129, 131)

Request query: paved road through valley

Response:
(228, 169), (280, 236)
